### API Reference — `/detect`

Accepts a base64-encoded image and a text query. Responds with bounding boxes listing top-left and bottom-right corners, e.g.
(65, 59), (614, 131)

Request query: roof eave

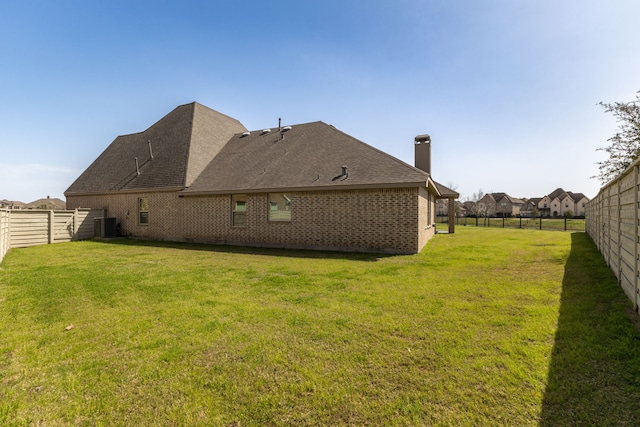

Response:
(179, 181), (432, 196)
(65, 186), (185, 197)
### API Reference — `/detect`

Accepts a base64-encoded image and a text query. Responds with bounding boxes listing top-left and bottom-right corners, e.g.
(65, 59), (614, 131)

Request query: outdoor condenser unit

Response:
(94, 217), (117, 238)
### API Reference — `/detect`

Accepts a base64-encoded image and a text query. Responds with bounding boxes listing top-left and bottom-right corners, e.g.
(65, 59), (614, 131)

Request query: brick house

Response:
(65, 102), (458, 254)
(520, 198), (541, 218)
(0, 200), (26, 209)
(26, 196), (66, 210)
(536, 188), (589, 217)
(436, 197), (463, 216)
(464, 192), (523, 218)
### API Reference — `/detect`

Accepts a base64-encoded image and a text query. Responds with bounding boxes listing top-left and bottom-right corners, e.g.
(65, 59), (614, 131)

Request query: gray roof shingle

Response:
(65, 102), (246, 195)
(67, 103), (440, 197)
(434, 181), (460, 198)
(182, 121), (431, 195)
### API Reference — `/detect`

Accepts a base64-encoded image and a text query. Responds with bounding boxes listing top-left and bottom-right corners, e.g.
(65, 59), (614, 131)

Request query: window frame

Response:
(138, 197), (149, 225)
(232, 194), (247, 228)
(268, 193), (292, 222)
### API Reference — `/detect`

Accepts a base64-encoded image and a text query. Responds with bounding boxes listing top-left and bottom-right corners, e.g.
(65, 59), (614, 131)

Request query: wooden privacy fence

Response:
(0, 208), (104, 263)
(0, 209), (9, 263)
(586, 162), (640, 312)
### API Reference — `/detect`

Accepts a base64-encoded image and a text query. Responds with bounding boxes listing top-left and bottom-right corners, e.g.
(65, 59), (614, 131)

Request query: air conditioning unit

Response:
(94, 218), (117, 238)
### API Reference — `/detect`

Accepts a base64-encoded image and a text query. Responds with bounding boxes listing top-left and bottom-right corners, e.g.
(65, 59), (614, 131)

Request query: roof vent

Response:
(241, 131), (251, 137)
(261, 129), (271, 135)
(280, 126), (292, 133)
(332, 165), (349, 181)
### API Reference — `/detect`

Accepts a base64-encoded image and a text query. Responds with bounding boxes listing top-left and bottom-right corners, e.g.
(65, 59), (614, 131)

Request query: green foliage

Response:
(594, 91), (640, 184)
(0, 229), (639, 425)
(531, 206), (540, 218)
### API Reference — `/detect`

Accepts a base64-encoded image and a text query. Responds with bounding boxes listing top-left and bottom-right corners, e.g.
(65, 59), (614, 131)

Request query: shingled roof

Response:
(26, 197), (66, 210)
(65, 103), (246, 195)
(433, 181), (460, 198)
(181, 121), (435, 195)
(546, 188), (589, 203)
(67, 103), (442, 197)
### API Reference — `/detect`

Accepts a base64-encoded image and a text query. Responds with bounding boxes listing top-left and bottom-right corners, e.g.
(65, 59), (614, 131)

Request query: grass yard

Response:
(1, 228), (640, 425)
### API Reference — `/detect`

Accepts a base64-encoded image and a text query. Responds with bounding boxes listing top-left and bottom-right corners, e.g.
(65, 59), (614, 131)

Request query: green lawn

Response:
(1, 228), (639, 426)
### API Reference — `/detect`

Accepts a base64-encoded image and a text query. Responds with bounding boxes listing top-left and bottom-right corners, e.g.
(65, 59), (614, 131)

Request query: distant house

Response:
(535, 188), (589, 217)
(520, 198), (541, 218)
(26, 196), (66, 210)
(465, 192), (523, 218)
(65, 102), (458, 254)
(0, 200), (26, 210)
(460, 200), (475, 217)
(436, 197), (463, 217)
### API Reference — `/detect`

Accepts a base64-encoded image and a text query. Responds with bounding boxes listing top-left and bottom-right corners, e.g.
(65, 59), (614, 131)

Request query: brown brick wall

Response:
(418, 186), (436, 250)
(66, 191), (182, 241)
(67, 187), (435, 253)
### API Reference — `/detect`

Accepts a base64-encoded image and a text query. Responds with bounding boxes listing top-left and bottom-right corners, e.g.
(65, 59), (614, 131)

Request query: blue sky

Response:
(1, 1), (639, 203)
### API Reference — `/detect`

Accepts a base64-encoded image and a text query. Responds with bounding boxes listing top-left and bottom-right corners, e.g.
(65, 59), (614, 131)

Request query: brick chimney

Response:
(414, 134), (431, 174)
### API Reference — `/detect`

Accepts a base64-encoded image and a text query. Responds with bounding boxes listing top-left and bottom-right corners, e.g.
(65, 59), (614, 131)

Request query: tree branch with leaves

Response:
(593, 91), (640, 185)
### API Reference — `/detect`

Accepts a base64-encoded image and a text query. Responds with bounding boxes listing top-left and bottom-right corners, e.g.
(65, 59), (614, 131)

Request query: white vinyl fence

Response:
(0, 208), (104, 263)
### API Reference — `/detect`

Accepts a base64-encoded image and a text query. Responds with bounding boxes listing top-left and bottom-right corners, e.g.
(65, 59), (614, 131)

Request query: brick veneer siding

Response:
(418, 186), (435, 250)
(67, 187), (435, 254)
(66, 191), (182, 241)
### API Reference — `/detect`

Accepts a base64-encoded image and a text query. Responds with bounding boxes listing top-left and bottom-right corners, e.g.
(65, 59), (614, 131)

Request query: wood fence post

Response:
(48, 210), (54, 244)
(618, 180), (623, 283)
(448, 197), (455, 234)
(73, 209), (79, 241)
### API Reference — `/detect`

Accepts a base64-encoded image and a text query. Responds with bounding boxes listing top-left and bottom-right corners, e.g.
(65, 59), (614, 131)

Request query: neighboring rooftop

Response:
(0, 199), (27, 209)
(547, 187), (588, 203)
(26, 197), (66, 210)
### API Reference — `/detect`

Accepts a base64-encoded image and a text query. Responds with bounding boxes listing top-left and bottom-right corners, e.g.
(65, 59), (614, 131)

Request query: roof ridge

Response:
(182, 103), (197, 187)
(241, 120), (323, 134)
(183, 103), (247, 187)
(325, 122), (431, 179)
(238, 120), (430, 178)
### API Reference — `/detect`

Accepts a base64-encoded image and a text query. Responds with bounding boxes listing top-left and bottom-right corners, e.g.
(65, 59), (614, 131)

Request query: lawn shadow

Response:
(540, 233), (640, 425)
(93, 237), (396, 262)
